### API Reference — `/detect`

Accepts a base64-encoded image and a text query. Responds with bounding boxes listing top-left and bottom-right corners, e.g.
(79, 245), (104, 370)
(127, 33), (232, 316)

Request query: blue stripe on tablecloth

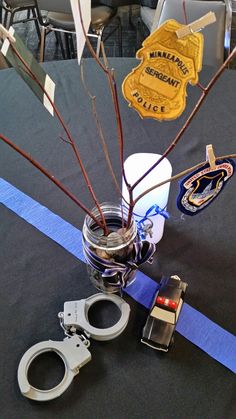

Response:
(1, 177), (236, 373)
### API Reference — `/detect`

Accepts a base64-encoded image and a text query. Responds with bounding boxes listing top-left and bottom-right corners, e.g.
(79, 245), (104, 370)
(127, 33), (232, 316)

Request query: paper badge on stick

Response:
(122, 19), (203, 121)
(177, 147), (235, 216)
(70, 0), (91, 64)
(1, 27), (55, 116)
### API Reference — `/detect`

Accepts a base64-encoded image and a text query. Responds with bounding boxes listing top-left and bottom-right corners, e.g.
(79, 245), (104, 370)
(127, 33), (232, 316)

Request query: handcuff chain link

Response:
(58, 312), (90, 347)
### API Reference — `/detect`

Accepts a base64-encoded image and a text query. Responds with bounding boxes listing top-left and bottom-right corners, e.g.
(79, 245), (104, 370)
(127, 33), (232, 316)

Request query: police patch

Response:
(177, 159), (235, 215)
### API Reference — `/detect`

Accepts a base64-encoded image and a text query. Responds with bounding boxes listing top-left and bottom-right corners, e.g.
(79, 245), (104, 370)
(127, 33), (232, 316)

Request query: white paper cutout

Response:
(43, 74), (56, 116)
(70, 0), (91, 64)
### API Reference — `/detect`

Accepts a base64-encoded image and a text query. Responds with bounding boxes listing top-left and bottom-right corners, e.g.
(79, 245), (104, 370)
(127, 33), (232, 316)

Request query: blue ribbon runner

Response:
(1, 177), (236, 374)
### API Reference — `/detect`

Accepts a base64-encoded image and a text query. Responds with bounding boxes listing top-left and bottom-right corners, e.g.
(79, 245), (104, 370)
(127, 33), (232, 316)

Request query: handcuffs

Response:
(18, 293), (130, 401)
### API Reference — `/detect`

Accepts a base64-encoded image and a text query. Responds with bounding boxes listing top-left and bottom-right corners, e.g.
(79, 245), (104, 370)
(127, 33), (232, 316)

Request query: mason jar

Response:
(82, 202), (138, 293)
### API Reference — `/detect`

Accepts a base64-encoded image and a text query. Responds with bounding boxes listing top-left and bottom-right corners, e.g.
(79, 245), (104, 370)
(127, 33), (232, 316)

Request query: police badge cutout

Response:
(122, 20), (203, 121)
(177, 159), (235, 216)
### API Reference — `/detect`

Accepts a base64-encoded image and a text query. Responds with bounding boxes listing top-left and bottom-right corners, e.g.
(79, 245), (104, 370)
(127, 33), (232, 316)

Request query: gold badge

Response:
(122, 20), (203, 121)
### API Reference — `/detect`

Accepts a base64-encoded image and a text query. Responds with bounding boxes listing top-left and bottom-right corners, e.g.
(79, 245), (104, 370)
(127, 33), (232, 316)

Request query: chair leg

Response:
(64, 33), (71, 59)
(68, 33), (75, 59)
(100, 15), (123, 57)
(31, 7), (41, 42)
(8, 10), (15, 28)
(137, 15), (147, 46)
(117, 16), (122, 57)
(55, 31), (66, 60)
(96, 28), (103, 57)
(3, 10), (9, 27)
(39, 26), (46, 63)
(129, 5), (132, 25)
(55, 32), (59, 45)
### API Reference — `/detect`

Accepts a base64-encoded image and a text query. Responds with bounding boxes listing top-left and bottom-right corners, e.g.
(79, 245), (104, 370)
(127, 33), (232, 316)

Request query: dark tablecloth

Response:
(0, 58), (236, 419)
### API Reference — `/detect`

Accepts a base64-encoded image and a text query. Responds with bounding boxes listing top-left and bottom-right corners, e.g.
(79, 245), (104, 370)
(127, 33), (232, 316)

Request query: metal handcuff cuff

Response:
(18, 293), (130, 401)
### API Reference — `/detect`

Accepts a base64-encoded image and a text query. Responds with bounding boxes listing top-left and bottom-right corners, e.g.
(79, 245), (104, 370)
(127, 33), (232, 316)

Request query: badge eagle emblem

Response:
(122, 20), (203, 121)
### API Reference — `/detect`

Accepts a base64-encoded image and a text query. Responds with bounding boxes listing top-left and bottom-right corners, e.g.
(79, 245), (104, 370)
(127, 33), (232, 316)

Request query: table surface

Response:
(0, 58), (236, 419)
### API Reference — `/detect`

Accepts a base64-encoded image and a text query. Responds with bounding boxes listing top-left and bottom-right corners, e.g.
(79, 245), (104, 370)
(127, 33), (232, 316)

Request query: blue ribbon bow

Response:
(135, 204), (169, 240)
(83, 239), (156, 289)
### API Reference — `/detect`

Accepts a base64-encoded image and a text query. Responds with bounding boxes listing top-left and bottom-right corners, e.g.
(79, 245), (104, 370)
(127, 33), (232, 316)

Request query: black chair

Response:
(140, 0), (233, 68)
(35, 0), (122, 61)
(0, 0), (40, 39)
(98, 0), (141, 24)
(140, 0), (158, 32)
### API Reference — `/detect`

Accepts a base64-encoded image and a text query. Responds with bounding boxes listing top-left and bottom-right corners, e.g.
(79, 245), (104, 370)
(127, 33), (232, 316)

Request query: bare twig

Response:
(77, 0), (133, 215)
(130, 48), (236, 194)
(77, 2), (108, 74)
(182, 0), (188, 24)
(105, 66), (135, 225)
(100, 41), (109, 69)
(8, 41), (108, 233)
(196, 82), (207, 92)
(0, 133), (105, 228)
(126, 47), (236, 225)
(134, 153), (236, 205)
(182, 3), (208, 94)
(59, 136), (72, 145)
(80, 58), (124, 200)
(78, 2), (128, 187)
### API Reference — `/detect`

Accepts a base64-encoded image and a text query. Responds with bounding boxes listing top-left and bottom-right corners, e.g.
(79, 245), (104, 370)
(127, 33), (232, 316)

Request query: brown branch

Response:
(80, 58), (125, 201)
(182, 0), (188, 25)
(9, 41), (108, 233)
(0, 133), (105, 228)
(100, 51), (134, 224)
(100, 41), (109, 69)
(77, 1), (108, 74)
(106, 69), (130, 189)
(78, 2), (129, 187)
(59, 136), (72, 145)
(130, 47), (236, 194)
(126, 47), (236, 225)
(134, 153), (236, 205)
(77, 0), (133, 215)
(197, 82), (207, 92)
